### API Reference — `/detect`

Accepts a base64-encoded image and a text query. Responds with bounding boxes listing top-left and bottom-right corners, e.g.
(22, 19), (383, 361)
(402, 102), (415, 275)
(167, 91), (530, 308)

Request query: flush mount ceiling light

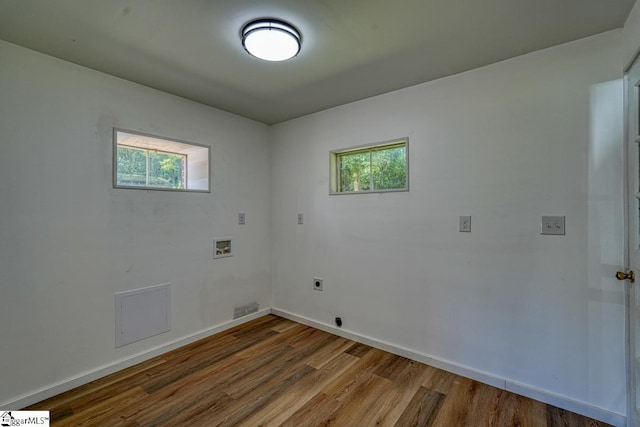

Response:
(241, 19), (301, 62)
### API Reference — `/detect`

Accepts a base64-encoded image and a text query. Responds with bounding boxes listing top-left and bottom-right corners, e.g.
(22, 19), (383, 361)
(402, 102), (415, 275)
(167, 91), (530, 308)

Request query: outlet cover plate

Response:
(313, 277), (323, 291)
(541, 216), (565, 235)
(238, 212), (245, 225)
(459, 216), (471, 232)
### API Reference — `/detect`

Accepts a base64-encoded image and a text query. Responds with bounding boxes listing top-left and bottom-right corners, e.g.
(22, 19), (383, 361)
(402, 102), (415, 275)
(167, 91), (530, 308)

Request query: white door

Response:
(623, 56), (640, 427)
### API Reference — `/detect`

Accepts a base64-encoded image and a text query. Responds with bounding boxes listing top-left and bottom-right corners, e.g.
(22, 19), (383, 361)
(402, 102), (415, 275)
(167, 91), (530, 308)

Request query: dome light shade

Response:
(242, 19), (301, 62)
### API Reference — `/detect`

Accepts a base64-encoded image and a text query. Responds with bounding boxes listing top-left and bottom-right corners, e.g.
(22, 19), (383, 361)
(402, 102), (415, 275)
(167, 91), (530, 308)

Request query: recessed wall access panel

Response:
(214, 238), (233, 258)
(115, 283), (171, 348)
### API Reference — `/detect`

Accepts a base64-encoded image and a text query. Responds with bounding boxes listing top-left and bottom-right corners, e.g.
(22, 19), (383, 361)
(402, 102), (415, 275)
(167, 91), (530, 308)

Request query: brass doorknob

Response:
(616, 270), (635, 283)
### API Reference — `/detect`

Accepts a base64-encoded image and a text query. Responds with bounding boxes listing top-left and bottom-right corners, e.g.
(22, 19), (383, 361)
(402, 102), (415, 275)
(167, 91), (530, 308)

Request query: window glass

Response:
(339, 151), (371, 192)
(372, 145), (406, 191)
(331, 139), (408, 194)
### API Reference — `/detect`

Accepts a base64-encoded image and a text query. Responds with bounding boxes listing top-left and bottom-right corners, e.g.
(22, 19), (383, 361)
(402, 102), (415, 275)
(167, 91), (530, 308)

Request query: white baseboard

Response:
(0, 308), (271, 410)
(271, 307), (626, 427)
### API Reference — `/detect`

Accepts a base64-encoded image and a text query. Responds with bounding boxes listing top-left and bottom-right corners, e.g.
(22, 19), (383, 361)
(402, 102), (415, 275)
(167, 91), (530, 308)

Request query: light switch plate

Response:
(238, 212), (245, 225)
(459, 216), (471, 232)
(297, 213), (304, 225)
(541, 216), (565, 235)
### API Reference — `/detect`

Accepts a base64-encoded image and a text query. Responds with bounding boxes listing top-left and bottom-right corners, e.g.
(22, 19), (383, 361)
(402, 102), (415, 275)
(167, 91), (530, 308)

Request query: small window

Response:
(113, 129), (210, 192)
(330, 138), (408, 194)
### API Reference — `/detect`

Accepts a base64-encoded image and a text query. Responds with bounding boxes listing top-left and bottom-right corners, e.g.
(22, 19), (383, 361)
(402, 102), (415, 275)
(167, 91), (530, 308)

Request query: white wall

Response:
(0, 40), (271, 405)
(270, 30), (625, 418)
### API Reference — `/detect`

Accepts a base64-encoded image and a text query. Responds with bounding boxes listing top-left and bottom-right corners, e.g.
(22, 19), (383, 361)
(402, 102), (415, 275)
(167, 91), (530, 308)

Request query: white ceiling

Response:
(0, 0), (634, 124)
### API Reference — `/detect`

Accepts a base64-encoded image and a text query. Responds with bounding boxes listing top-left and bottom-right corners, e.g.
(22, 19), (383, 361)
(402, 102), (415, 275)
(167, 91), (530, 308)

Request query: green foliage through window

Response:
(333, 141), (407, 193)
(117, 145), (186, 189)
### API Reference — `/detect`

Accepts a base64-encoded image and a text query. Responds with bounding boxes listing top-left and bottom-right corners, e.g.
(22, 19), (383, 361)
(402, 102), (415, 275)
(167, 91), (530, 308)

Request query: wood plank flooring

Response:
(27, 315), (609, 426)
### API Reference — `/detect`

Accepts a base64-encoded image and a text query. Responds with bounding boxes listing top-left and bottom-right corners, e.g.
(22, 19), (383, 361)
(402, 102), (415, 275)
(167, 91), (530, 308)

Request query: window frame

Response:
(330, 138), (409, 195)
(113, 128), (211, 193)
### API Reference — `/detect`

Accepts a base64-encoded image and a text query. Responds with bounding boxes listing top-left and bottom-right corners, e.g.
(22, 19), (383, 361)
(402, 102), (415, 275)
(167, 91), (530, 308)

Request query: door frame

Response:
(624, 50), (640, 427)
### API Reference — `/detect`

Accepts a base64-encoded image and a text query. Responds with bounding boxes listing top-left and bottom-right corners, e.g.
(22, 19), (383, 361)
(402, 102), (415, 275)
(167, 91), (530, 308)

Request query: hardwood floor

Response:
(28, 315), (609, 426)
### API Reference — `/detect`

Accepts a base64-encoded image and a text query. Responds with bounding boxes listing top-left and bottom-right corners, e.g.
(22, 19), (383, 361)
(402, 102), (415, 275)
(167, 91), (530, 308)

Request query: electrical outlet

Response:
(238, 212), (245, 225)
(297, 213), (304, 225)
(459, 216), (471, 232)
(541, 216), (565, 235)
(313, 277), (323, 291)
